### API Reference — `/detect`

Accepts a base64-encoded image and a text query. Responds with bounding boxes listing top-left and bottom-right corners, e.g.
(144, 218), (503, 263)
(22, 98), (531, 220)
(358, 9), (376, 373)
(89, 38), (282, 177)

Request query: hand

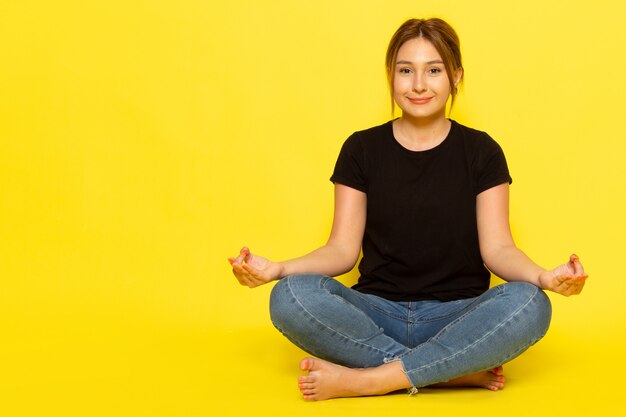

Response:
(538, 254), (588, 297)
(228, 247), (284, 288)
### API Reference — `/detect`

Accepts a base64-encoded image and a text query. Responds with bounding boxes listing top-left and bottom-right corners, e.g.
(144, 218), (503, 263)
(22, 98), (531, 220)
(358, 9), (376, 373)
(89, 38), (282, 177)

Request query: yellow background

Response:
(1, 1), (625, 415)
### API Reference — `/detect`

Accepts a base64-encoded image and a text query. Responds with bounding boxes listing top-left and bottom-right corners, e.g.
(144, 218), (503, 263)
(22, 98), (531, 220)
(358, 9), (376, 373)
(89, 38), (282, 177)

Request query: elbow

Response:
(334, 245), (361, 276)
(480, 243), (516, 272)
(479, 244), (495, 268)
(338, 250), (360, 276)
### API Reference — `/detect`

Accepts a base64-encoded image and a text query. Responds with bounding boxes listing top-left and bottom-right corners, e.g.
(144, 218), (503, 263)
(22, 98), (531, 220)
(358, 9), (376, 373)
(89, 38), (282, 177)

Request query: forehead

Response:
(396, 37), (443, 63)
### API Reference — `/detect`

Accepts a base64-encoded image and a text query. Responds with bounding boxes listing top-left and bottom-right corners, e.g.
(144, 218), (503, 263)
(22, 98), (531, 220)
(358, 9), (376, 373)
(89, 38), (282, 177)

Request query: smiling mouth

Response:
(408, 97), (433, 104)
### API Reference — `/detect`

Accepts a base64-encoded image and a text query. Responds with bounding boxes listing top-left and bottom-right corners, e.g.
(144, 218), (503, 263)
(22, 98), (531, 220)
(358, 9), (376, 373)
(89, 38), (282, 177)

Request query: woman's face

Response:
(393, 37), (459, 121)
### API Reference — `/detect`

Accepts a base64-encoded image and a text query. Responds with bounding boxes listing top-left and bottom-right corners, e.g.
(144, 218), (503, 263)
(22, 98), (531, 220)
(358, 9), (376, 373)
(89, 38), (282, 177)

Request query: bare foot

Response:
(430, 366), (506, 391)
(297, 357), (410, 401)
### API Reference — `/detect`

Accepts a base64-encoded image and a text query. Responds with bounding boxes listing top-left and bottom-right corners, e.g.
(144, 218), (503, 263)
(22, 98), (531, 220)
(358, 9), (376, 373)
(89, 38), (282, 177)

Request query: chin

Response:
(402, 110), (445, 120)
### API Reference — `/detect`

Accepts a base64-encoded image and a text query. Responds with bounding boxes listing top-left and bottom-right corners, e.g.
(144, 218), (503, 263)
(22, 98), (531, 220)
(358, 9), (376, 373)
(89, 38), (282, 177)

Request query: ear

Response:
(454, 67), (464, 86)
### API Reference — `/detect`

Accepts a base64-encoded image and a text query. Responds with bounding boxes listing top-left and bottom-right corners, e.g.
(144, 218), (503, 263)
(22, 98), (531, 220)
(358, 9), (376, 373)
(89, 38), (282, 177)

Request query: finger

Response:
(574, 279), (587, 294)
(243, 263), (264, 283)
(233, 251), (246, 265)
(570, 254), (586, 277)
(245, 265), (270, 288)
(555, 274), (573, 285)
(232, 263), (256, 285)
(564, 282), (582, 296)
(570, 284), (584, 296)
(553, 277), (575, 295)
(565, 272), (589, 286)
(237, 263), (257, 286)
(559, 281), (573, 294)
(559, 276), (587, 296)
(573, 276), (588, 292)
(231, 262), (247, 279)
(241, 246), (253, 263)
(233, 246), (250, 261)
(560, 275), (584, 286)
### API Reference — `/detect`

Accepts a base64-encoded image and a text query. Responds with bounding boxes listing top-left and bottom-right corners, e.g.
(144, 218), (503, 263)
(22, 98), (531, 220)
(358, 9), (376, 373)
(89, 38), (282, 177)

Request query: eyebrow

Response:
(396, 59), (444, 65)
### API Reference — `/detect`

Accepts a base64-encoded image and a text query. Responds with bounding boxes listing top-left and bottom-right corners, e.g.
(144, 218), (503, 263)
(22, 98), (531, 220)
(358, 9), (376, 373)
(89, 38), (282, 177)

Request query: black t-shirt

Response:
(330, 119), (512, 302)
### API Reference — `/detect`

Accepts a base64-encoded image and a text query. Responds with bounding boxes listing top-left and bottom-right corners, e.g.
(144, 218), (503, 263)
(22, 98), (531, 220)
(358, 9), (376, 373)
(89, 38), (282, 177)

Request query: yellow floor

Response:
(4, 321), (624, 417)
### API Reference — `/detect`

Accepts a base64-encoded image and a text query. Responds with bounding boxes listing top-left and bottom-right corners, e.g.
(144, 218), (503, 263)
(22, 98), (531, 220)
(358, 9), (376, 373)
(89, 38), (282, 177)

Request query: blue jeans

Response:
(269, 274), (551, 390)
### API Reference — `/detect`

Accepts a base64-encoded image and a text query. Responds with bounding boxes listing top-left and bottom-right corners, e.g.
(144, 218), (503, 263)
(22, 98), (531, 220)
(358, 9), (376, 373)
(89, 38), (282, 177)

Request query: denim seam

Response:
(428, 285), (505, 341)
(404, 285), (539, 377)
(323, 279), (474, 323)
(410, 300), (478, 323)
(406, 302), (412, 350)
(336, 289), (408, 321)
(394, 356), (419, 395)
(286, 277), (395, 357)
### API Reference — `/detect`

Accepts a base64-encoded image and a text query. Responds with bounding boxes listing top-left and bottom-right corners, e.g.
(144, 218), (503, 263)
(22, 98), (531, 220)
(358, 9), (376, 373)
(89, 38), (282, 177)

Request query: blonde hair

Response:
(385, 18), (464, 115)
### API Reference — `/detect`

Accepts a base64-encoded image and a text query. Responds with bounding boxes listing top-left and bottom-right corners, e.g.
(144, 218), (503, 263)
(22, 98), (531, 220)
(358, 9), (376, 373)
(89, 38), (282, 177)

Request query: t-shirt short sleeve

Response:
(330, 132), (368, 193)
(473, 133), (513, 195)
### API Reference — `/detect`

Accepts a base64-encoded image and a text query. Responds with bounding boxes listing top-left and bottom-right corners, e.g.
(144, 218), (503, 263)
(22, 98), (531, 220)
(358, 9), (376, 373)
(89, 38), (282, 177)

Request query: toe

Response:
(298, 382), (315, 390)
(302, 392), (319, 401)
(300, 358), (312, 371)
(299, 375), (315, 384)
(486, 382), (500, 391)
(490, 366), (503, 376)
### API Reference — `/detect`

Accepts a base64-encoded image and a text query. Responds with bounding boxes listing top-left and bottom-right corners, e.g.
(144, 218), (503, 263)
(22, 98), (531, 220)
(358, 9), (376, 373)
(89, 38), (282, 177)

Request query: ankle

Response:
(363, 362), (411, 395)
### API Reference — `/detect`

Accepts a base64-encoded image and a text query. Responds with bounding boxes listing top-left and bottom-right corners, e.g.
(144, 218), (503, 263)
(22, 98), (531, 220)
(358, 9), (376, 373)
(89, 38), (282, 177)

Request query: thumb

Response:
(240, 246), (252, 262)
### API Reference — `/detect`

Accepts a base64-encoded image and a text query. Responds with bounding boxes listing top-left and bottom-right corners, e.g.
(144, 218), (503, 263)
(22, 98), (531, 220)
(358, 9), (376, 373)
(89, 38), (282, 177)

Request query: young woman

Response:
(228, 18), (587, 401)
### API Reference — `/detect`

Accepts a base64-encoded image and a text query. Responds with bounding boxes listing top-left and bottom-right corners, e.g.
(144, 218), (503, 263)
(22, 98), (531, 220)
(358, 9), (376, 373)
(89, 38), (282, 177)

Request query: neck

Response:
(393, 115), (451, 151)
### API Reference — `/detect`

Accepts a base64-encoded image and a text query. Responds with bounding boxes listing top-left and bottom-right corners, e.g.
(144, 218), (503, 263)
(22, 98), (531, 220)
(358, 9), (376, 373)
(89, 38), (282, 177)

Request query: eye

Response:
(427, 67), (443, 75)
(398, 67), (413, 74)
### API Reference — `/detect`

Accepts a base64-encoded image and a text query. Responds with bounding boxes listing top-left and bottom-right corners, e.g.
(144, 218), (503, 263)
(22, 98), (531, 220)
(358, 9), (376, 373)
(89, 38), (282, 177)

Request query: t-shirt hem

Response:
(352, 284), (488, 302)
(475, 177), (513, 195)
(329, 176), (367, 193)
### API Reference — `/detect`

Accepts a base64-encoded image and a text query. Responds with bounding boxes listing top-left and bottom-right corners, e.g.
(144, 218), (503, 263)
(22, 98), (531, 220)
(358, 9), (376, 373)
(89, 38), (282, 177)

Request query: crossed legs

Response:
(270, 275), (551, 400)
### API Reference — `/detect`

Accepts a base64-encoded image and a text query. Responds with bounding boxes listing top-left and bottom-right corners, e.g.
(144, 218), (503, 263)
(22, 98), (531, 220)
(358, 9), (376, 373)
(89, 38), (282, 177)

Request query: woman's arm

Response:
(229, 184), (366, 288)
(476, 183), (588, 296)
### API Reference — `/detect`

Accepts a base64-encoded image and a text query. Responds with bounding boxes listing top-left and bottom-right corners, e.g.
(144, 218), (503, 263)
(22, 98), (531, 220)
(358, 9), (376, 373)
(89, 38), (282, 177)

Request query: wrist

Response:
(276, 261), (289, 279)
(536, 269), (551, 291)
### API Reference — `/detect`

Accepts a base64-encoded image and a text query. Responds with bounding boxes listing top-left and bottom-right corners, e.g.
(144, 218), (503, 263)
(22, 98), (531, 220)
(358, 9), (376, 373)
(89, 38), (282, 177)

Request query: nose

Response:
(413, 73), (426, 93)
